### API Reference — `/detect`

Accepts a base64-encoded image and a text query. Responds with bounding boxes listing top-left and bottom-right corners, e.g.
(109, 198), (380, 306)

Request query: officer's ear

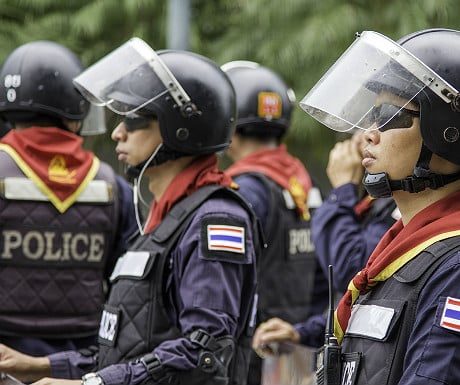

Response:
(63, 120), (82, 134)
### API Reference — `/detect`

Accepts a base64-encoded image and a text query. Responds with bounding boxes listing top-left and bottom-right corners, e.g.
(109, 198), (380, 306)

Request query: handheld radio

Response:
(315, 264), (341, 385)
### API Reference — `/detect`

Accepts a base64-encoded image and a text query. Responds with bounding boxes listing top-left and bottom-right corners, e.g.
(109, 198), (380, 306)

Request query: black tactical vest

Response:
(97, 185), (260, 385)
(0, 150), (119, 339)
(243, 173), (318, 324)
(340, 236), (460, 385)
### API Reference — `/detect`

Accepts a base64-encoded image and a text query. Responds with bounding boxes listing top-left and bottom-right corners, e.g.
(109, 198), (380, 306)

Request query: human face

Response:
(111, 116), (162, 167)
(361, 93), (422, 181)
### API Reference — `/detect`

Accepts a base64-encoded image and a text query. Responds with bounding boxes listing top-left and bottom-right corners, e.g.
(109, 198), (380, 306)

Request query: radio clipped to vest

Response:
(316, 265), (341, 385)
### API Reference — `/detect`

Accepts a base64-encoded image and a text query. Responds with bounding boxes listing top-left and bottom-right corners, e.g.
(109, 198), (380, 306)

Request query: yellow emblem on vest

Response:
(289, 176), (309, 220)
(48, 155), (77, 184)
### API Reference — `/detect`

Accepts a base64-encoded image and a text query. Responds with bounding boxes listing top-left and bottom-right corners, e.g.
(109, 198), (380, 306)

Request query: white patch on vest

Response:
(346, 304), (395, 340)
(282, 189), (296, 209)
(99, 309), (118, 341)
(110, 251), (150, 280)
(3, 177), (112, 203)
(307, 186), (323, 209)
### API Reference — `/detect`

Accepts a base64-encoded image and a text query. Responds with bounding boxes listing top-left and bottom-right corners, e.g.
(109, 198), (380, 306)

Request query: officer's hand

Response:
(0, 344), (51, 382)
(31, 379), (80, 385)
(252, 318), (300, 358)
(327, 138), (364, 188)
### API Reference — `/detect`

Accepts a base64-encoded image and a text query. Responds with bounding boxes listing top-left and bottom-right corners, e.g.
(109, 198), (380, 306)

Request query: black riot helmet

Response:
(74, 38), (236, 160)
(0, 41), (90, 125)
(221, 60), (295, 139)
(300, 29), (460, 197)
(397, 29), (460, 165)
(144, 49), (236, 155)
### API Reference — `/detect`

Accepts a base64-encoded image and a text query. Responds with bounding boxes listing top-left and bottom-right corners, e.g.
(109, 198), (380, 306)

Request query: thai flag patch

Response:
(207, 224), (245, 254)
(440, 296), (460, 332)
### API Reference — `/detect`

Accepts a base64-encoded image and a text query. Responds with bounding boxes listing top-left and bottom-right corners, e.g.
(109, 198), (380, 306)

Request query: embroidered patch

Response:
(440, 296), (460, 332)
(258, 92), (282, 119)
(98, 306), (120, 347)
(207, 224), (245, 254)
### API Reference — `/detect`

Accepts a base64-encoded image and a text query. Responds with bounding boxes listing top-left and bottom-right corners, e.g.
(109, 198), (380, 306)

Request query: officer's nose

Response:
(111, 122), (127, 142)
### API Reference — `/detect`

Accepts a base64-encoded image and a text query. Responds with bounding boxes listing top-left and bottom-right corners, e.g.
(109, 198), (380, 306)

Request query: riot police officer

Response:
(0, 38), (261, 385)
(300, 28), (460, 385)
(0, 41), (137, 356)
(221, 61), (328, 384)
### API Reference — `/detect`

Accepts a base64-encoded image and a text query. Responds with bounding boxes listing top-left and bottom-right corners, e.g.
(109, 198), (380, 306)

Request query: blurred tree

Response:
(0, 0), (459, 190)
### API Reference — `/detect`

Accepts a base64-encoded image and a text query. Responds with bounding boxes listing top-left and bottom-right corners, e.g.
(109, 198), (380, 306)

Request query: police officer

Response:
(311, 129), (399, 292)
(0, 38), (261, 385)
(252, 131), (397, 356)
(300, 28), (460, 384)
(0, 41), (137, 356)
(221, 61), (328, 384)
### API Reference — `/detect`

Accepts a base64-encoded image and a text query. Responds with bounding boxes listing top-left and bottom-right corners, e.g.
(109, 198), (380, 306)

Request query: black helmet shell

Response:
(0, 41), (89, 122)
(222, 61), (295, 138)
(125, 50), (237, 155)
(397, 29), (460, 165)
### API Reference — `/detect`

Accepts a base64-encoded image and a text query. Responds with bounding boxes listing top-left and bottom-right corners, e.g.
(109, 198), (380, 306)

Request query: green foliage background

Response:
(1, 0), (459, 191)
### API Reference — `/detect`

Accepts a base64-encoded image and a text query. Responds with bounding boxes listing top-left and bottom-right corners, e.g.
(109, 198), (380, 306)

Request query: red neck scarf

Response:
(225, 145), (312, 219)
(143, 154), (236, 234)
(335, 190), (460, 343)
(0, 127), (98, 213)
(353, 194), (375, 219)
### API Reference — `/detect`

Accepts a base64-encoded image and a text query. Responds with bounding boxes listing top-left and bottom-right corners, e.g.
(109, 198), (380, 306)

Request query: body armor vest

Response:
(340, 236), (460, 385)
(97, 185), (260, 385)
(0, 150), (119, 339)
(245, 173), (317, 324)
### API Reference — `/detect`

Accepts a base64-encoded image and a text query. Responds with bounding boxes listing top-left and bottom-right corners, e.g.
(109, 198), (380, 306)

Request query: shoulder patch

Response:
(207, 224), (245, 253)
(440, 296), (460, 332)
(201, 216), (250, 263)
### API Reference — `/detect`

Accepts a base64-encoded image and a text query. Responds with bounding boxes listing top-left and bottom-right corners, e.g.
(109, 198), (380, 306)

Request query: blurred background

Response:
(1, 0), (460, 192)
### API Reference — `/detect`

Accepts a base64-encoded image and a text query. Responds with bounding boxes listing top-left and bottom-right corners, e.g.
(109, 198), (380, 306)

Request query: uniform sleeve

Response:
(232, 174), (269, 232)
(48, 349), (148, 385)
(152, 196), (257, 371)
(294, 313), (327, 349)
(398, 251), (460, 385)
(48, 350), (98, 379)
(105, 175), (139, 276)
(311, 183), (390, 292)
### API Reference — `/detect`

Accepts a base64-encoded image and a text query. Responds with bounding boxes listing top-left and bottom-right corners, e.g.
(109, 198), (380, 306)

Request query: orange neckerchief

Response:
(335, 190), (460, 343)
(0, 127), (99, 213)
(143, 154), (236, 234)
(225, 144), (312, 219)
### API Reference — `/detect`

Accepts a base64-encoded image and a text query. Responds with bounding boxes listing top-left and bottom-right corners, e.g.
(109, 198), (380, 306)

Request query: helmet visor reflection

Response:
(73, 38), (190, 116)
(365, 103), (419, 132)
(299, 31), (458, 132)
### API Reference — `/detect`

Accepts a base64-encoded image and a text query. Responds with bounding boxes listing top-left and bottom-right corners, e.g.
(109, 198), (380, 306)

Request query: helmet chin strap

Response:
(363, 143), (460, 198)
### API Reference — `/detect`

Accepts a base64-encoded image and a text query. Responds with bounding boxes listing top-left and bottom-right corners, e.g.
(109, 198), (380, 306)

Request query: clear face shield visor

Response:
(73, 37), (192, 116)
(79, 104), (107, 135)
(299, 31), (458, 132)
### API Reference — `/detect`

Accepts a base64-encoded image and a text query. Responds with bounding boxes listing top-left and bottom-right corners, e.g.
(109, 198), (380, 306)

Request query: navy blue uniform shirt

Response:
(48, 194), (257, 385)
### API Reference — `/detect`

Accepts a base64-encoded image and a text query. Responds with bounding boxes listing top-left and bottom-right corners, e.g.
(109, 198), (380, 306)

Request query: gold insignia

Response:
(258, 92), (282, 119)
(289, 177), (309, 220)
(48, 155), (77, 184)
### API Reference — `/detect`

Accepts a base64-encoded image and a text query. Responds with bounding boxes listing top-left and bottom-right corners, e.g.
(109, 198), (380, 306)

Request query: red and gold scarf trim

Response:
(0, 143), (100, 213)
(334, 230), (460, 343)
